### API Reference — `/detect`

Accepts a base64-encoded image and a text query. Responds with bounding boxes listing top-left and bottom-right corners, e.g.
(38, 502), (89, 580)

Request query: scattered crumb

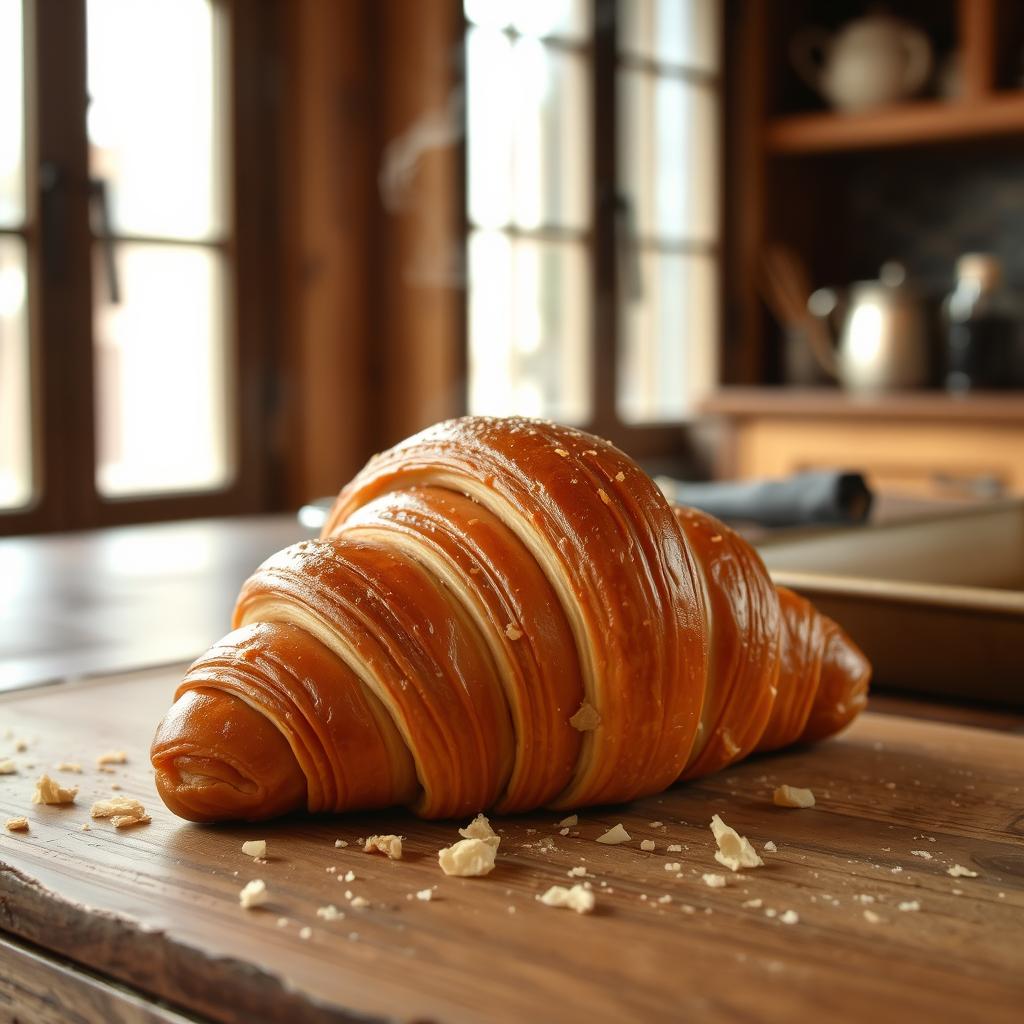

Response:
(459, 813), (498, 842)
(14, 739), (28, 752)
(764, 908), (777, 918)
(55, 762), (82, 773)
(415, 888), (434, 901)
(344, 870), (356, 882)
(598, 488), (611, 505)
(558, 814), (578, 828)
(555, 448), (569, 457)
(702, 873), (726, 888)
(364, 834), (403, 860)
(438, 837), (499, 877)
(90, 796), (145, 823)
(710, 814), (764, 872)
(96, 751), (127, 767)
(763, 841), (777, 853)
(569, 702), (600, 732)
(80, 823), (91, 831)
(898, 900), (921, 912)
(863, 909), (882, 924)
(316, 904), (345, 921)
(504, 623), (523, 641)
(0, 759), (16, 774)
(238, 879), (268, 909)
(242, 840), (267, 860)
(667, 844), (682, 853)
(567, 866), (588, 878)
(780, 910), (799, 925)
(349, 896), (370, 909)
(559, 828), (569, 836)
(334, 839), (349, 848)
(538, 884), (595, 914)
(910, 850), (932, 860)
(5, 816), (29, 832)
(276, 917), (288, 928)
(649, 821), (664, 828)
(664, 862), (682, 872)
(32, 774), (78, 805)
(595, 823), (631, 845)
(657, 894), (672, 904)
(742, 898), (763, 909)
(299, 926), (312, 940)
(773, 785), (815, 808)
(640, 839), (656, 852)
(615, 471), (625, 483)
(948, 864), (978, 878)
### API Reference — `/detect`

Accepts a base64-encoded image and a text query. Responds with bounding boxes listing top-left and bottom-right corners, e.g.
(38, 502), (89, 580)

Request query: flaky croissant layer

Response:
(152, 417), (870, 822)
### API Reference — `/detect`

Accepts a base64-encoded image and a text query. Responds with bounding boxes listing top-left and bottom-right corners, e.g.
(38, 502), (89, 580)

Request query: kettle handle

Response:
(790, 27), (831, 93)
(900, 29), (932, 96)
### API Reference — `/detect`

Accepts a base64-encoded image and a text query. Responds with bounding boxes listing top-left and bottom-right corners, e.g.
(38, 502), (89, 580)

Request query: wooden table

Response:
(0, 664), (1022, 1024)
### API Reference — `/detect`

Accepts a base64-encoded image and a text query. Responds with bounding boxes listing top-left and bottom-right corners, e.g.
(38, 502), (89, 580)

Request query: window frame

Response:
(0, 0), (281, 535)
(461, 0), (725, 466)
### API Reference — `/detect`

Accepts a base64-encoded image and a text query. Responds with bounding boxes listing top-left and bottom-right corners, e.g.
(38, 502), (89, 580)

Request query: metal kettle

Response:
(808, 262), (931, 393)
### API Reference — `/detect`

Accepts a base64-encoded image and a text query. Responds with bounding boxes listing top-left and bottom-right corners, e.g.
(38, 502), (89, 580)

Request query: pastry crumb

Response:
(316, 904), (344, 921)
(742, 898), (763, 909)
(96, 750), (127, 767)
(664, 861), (682, 872)
(910, 850), (932, 860)
(569, 702), (600, 732)
(349, 895), (370, 909)
(780, 909), (799, 925)
(110, 813), (150, 829)
(438, 837), (499, 877)
(344, 870), (356, 882)
(32, 774), (78, 805)
(667, 844), (682, 853)
(598, 488), (611, 505)
(639, 839), (655, 852)
(595, 823), (630, 845)
(298, 926), (312, 940)
(55, 762), (82, 773)
(702, 873), (726, 888)
(947, 863), (978, 878)
(773, 785), (815, 808)
(710, 814), (764, 872)
(763, 840), (777, 853)
(558, 814), (578, 828)
(504, 623), (523, 641)
(863, 909), (882, 924)
(90, 796), (145, 822)
(898, 900), (921, 912)
(415, 888), (434, 901)
(538, 884), (595, 914)
(5, 816), (28, 832)
(239, 879), (268, 909)
(334, 839), (348, 848)
(364, 834), (403, 859)
(0, 759), (16, 775)
(242, 840), (267, 859)
(459, 813), (498, 842)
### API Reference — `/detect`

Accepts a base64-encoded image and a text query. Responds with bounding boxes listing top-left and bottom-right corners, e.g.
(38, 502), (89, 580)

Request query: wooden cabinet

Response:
(706, 389), (1024, 500)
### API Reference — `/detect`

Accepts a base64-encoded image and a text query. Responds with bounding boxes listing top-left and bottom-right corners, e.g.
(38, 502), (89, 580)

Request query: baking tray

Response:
(756, 501), (1024, 708)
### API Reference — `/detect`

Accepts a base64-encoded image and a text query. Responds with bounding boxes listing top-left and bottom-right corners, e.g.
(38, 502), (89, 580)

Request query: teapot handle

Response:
(900, 29), (932, 96)
(790, 28), (831, 93)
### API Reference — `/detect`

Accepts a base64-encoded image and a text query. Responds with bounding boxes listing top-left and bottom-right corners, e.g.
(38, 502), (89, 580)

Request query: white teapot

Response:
(792, 13), (932, 112)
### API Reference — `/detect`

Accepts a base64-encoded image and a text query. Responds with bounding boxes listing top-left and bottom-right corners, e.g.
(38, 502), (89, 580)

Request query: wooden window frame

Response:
(460, 0), (725, 468)
(1, 0), (281, 535)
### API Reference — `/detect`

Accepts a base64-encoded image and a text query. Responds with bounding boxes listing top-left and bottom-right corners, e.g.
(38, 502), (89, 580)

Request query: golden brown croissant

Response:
(152, 417), (870, 822)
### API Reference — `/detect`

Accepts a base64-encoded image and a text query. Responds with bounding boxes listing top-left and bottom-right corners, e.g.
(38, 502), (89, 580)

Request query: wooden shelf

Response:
(766, 94), (1024, 154)
(702, 387), (1024, 422)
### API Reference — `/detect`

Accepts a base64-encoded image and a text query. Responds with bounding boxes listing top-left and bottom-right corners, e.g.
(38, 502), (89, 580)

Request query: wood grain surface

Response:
(0, 666), (1021, 1024)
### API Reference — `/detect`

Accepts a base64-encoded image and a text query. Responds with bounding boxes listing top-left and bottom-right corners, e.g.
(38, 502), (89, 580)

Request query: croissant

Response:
(151, 417), (870, 822)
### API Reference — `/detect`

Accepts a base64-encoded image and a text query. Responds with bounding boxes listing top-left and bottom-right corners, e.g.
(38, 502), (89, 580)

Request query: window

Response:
(0, 0), (275, 533)
(464, 0), (721, 454)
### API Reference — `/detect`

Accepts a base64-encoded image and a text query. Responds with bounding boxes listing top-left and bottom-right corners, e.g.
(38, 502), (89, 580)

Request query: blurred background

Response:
(3, 0), (1024, 536)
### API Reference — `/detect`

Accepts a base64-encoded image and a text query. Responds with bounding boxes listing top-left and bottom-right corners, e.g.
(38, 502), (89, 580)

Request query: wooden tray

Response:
(758, 502), (1024, 707)
(0, 665), (1022, 1023)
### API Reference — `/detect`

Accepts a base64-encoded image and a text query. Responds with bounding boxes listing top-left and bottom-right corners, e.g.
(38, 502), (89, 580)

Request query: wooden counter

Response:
(0, 664), (1021, 1023)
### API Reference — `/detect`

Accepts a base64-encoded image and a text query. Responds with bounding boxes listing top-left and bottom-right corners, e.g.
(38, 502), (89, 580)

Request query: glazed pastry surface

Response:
(152, 417), (870, 822)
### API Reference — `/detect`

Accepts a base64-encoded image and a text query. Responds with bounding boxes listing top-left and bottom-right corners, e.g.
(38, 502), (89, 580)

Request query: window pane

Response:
(618, 250), (717, 423)
(0, 0), (25, 227)
(86, 0), (224, 240)
(0, 238), (31, 509)
(619, 0), (720, 72)
(465, 0), (589, 40)
(619, 70), (718, 244)
(94, 243), (231, 497)
(467, 28), (590, 230)
(468, 230), (590, 423)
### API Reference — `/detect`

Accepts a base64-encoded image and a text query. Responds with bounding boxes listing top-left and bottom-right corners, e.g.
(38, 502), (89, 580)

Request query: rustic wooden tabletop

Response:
(0, 664), (1021, 1024)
